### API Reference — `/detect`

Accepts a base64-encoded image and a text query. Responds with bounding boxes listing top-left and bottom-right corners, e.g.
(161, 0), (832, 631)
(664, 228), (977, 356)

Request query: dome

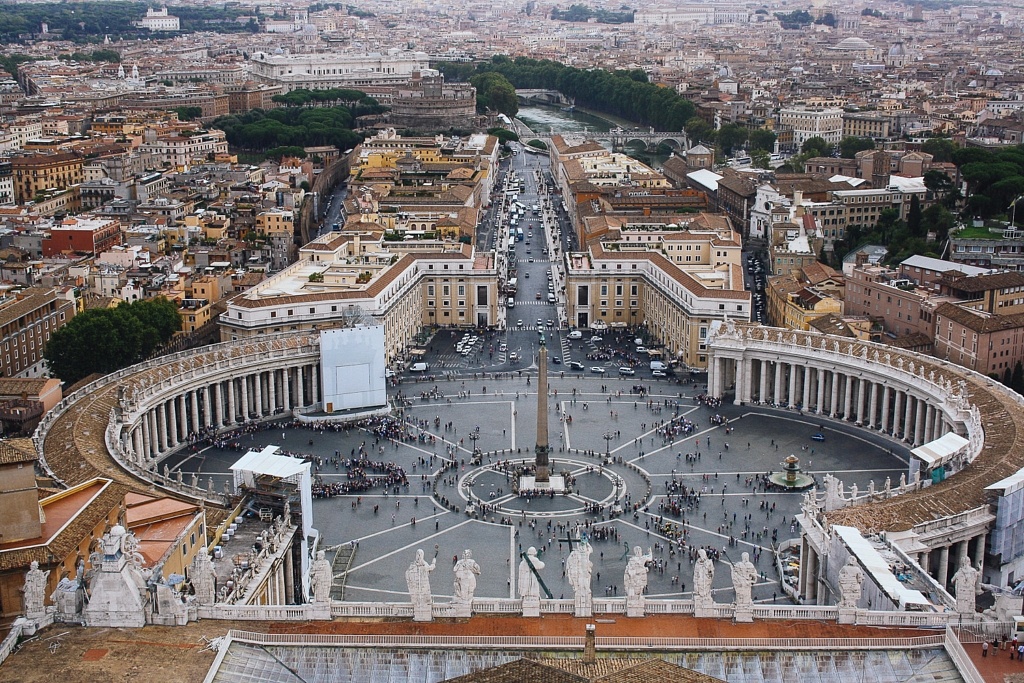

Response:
(888, 42), (906, 56)
(985, 67), (1003, 76)
(833, 37), (873, 51)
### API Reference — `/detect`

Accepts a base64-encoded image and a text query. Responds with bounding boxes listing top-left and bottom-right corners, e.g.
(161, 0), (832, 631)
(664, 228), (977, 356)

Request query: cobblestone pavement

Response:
(164, 374), (908, 606)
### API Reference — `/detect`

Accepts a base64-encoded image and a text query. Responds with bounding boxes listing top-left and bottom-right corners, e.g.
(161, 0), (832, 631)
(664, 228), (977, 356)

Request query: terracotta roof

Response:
(808, 313), (856, 337)
(0, 439), (37, 465)
(589, 244), (749, 301)
(940, 271), (1024, 293)
(0, 477), (127, 572)
(934, 302), (1024, 334)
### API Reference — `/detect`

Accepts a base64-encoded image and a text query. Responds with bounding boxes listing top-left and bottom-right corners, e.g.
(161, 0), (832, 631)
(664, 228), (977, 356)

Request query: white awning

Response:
(230, 445), (308, 485)
(911, 432), (969, 469)
(986, 466), (1024, 497)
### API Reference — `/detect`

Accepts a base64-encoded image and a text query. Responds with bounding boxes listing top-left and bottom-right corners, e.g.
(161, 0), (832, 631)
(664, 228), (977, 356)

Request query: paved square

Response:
(165, 374), (909, 607)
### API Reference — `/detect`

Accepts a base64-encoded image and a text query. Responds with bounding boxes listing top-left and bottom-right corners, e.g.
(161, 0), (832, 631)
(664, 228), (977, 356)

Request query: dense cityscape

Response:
(0, 0), (1023, 680)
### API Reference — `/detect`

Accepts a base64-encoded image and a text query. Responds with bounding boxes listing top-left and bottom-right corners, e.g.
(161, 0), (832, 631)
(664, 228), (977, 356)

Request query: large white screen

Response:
(320, 326), (387, 412)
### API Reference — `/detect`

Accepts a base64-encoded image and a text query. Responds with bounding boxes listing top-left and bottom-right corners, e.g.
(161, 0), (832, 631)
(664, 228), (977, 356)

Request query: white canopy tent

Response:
(230, 445), (317, 599)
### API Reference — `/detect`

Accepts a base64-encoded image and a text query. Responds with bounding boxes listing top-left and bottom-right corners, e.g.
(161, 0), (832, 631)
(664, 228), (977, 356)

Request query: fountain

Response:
(768, 454), (814, 490)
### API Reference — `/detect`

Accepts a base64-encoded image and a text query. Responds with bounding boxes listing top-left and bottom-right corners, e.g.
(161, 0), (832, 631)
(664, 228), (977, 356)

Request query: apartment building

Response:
(42, 217), (122, 257)
(778, 107), (844, 146)
(11, 152), (84, 204)
(139, 129), (229, 168)
(564, 244), (750, 369)
(248, 51), (431, 92)
(766, 276), (843, 331)
(0, 287), (77, 378)
(933, 302), (1024, 378)
(219, 232), (500, 367)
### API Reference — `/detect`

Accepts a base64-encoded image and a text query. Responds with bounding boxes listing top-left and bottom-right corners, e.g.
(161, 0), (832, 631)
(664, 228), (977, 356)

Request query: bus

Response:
(508, 236), (516, 252)
(517, 227), (524, 241)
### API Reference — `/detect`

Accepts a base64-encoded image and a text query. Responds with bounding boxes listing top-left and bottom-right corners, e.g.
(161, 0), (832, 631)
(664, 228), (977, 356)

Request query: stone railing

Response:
(0, 621), (24, 668)
(221, 628), (948, 651)
(945, 625), (985, 683)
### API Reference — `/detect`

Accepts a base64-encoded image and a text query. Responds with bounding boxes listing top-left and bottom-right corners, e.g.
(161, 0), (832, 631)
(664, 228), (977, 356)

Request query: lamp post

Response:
(1011, 194), (1024, 229)
(603, 431), (615, 458)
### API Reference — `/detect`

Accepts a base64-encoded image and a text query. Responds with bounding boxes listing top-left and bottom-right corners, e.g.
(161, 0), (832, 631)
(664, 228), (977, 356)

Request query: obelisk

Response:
(535, 345), (550, 484)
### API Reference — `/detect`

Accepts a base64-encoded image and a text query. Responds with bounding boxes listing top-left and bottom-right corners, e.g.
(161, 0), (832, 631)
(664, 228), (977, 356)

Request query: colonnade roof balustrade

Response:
(710, 323), (1024, 533)
(34, 333), (319, 499)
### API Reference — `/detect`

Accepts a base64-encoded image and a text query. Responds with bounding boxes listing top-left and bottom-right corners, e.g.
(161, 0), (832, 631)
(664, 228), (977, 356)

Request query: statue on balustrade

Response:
(951, 555), (981, 614)
(453, 549), (481, 608)
(309, 550), (333, 603)
(693, 549), (715, 609)
(405, 549), (436, 620)
(518, 547), (545, 603)
(22, 561), (49, 617)
(624, 546), (653, 599)
(566, 540), (593, 617)
(730, 552), (758, 608)
(838, 557), (864, 608)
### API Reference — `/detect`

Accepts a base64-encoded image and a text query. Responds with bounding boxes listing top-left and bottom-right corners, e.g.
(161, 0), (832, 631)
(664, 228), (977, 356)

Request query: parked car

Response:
(568, 361), (585, 371)
(618, 367), (636, 375)
(652, 370), (667, 378)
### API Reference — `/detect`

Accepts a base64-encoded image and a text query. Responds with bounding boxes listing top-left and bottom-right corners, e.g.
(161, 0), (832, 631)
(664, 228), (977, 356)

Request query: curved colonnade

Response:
(32, 325), (1024, 558)
(34, 333), (323, 504)
(707, 324), (1024, 534)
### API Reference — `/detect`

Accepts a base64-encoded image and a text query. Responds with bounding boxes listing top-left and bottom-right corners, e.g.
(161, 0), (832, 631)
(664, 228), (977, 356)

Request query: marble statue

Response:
(518, 547), (545, 616)
(405, 549), (436, 621)
(22, 561), (49, 616)
(566, 540), (593, 617)
(899, 473), (906, 489)
(693, 549), (715, 609)
(884, 477), (891, 495)
(190, 547), (217, 606)
(50, 577), (82, 620)
(838, 557), (864, 608)
(624, 546), (653, 598)
(452, 549), (481, 613)
(868, 480), (875, 495)
(283, 501), (292, 528)
(850, 483), (859, 499)
(951, 555), (981, 614)
(731, 553), (758, 608)
(309, 550), (333, 603)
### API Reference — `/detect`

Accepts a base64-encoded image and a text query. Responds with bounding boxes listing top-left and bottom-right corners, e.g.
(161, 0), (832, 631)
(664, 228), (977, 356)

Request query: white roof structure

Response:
(986, 466), (1024, 496)
(900, 254), (992, 277)
(834, 525), (931, 609)
(911, 433), (969, 469)
(230, 445), (308, 485)
(686, 169), (723, 192)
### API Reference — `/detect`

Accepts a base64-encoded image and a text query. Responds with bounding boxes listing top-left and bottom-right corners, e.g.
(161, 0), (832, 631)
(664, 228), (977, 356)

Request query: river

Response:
(516, 104), (674, 170)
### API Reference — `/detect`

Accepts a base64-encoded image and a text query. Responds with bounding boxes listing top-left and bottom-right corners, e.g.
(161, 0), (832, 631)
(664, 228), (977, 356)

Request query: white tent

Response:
(911, 432), (969, 470)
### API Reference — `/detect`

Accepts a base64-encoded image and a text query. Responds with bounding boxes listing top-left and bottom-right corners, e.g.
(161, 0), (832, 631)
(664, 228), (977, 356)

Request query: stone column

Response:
(254, 371), (264, 418)
(227, 379), (237, 425)
(214, 382), (223, 427)
(788, 363), (798, 408)
(919, 551), (930, 573)
(937, 545), (950, 587)
(924, 405), (935, 446)
(203, 386), (212, 430)
(880, 386), (891, 433)
(156, 403), (167, 453)
(190, 391), (200, 437)
(149, 410), (159, 457)
(974, 533), (986, 569)
(132, 427), (143, 464)
(904, 393), (915, 441)
(867, 382), (879, 429)
(742, 358), (753, 403)
(892, 390), (904, 437)
(773, 361), (783, 405)
(914, 398), (926, 446)
(816, 369), (826, 414)
(283, 368), (292, 412)
(179, 394), (188, 444)
(733, 358), (744, 405)
(856, 378), (866, 424)
(829, 371), (840, 417)
(240, 375), (250, 421)
(166, 399), (177, 448)
(269, 369), (277, 414)
(284, 546), (295, 605)
(297, 366), (305, 408)
(842, 374), (853, 420)
(759, 360), (769, 403)
(802, 366), (813, 411)
(311, 364), (319, 406)
(956, 540), (968, 572)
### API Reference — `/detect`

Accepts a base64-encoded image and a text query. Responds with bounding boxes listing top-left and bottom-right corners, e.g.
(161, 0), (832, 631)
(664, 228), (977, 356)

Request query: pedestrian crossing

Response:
(512, 300), (556, 306)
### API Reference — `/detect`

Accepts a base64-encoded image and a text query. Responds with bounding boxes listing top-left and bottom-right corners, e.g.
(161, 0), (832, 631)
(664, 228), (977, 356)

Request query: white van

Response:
(567, 330), (582, 340)
(649, 361), (667, 371)
(547, 293), (556, 303)
(410, 362), (429, 372)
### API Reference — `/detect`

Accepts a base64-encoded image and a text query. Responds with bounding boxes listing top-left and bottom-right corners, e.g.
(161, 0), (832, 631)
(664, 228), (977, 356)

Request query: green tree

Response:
(801, 136), (831, 158)
(173, 106), (203, 122)
(44, 297), (181, 384)
(839, 136), (875, 159)
(717, 124), (748, 157)
(487, 127), (519, 144)
(685, 117), (714, 144)
(907, 194), (923, 237)
(748, 129), (776, 152)
(921, 138), (955, 163)
(751, 149), (771, 169)
(1011, 360), (1024, 396)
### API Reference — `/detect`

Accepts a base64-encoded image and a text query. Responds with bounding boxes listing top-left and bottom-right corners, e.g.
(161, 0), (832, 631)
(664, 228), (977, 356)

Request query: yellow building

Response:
(255, 210), (294, 237)
(11, 152), (84, 204)
(125, 491), (207, 581)
(766, 276), (843, 331)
